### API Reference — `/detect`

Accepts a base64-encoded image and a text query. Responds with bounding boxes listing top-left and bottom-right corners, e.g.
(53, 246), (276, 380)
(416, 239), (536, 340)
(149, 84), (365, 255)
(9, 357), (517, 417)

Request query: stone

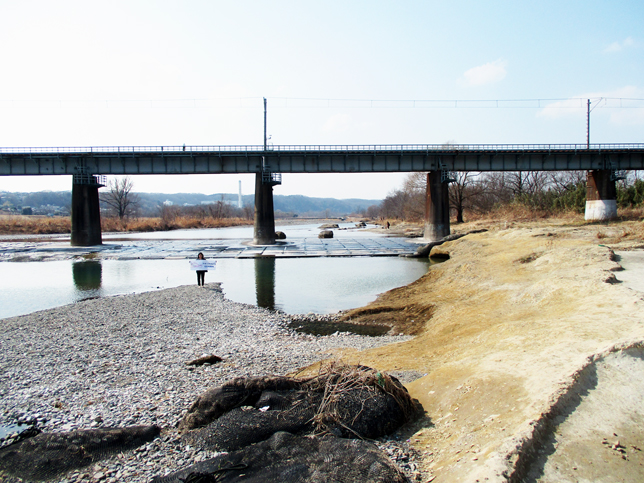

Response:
(318, 230), (333, 239)
(185, 355), (223, 366)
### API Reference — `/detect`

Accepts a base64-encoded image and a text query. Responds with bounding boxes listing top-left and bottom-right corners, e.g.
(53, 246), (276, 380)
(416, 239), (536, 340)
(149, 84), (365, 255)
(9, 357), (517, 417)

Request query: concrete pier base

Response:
(253, 172), (276, 245)
(71, 181), (103, 246)
(423, 171), (450, 241)
(585, 169), (617, 221)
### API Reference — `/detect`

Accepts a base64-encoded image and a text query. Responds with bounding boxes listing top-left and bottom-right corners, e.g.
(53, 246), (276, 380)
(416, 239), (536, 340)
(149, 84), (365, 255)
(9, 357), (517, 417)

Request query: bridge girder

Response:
(1, 145), (643, 176)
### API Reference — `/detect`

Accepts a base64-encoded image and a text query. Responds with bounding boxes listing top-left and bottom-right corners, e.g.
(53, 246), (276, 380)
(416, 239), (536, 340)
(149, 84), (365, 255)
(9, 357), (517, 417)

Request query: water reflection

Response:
(72, 260), (103, 291)
(0, 257), (430, 319)
(254, 257), (277, 311)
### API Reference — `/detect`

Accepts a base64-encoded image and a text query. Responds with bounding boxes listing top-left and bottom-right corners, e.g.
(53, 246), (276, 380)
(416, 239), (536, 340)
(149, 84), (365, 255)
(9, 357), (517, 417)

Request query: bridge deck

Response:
(1, 144), (643, 175)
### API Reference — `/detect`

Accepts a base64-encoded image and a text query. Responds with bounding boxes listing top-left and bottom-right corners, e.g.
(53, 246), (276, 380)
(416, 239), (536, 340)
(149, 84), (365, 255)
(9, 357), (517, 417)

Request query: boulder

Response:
(275, 231), (286, 240)
(318, 230), (333, 239)
(318, 223), (339, 229)
(177, 363), (419, 452)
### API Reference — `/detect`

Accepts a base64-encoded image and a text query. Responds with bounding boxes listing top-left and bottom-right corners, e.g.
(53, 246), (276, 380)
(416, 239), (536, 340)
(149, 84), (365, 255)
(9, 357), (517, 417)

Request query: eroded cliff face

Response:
(323, 221), (644, 482)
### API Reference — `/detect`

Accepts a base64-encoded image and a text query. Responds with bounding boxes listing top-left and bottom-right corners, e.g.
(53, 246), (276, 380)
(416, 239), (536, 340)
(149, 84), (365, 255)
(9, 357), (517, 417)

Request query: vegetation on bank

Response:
(0, 214), (251, 235)
(373, 171), (644, 224)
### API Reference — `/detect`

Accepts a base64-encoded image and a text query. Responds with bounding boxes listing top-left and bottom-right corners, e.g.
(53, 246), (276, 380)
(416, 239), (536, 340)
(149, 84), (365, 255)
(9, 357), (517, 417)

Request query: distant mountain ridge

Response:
(0, 190), (382, 217)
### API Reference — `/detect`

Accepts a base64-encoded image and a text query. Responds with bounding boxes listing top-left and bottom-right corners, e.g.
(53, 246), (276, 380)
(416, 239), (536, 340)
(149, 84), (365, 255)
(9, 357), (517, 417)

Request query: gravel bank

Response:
(0, 283), (416, 482)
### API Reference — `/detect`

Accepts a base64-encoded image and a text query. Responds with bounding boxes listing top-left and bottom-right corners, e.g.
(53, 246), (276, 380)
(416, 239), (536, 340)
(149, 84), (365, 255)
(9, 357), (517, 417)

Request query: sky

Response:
(0, 0), (643, 200)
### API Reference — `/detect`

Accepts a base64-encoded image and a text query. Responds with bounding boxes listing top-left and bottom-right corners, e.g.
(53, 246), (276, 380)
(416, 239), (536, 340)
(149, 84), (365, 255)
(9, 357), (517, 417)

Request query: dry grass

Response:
(463, 205), (584, 224)
(616, 206), (644, 222)
(594, 222), (644, 245)
(304, 361), (417, 435)
(0, 215), (251, 235)
(102, 216), (251, 232)
(0, 215), (71, 234)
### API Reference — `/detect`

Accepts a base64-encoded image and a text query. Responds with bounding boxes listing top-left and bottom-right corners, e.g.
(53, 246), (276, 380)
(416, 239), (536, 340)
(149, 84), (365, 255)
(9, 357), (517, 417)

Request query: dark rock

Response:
(318, 224), (339, 229)
(152, 431), (408, 483)
(178, 375), (303, 431)
(318, 230), (333, 239)
(177, 364), (419, 452)
(185, 354), (223, 366)
(0, 425), (160, 481)
(274, 231), (286, 240)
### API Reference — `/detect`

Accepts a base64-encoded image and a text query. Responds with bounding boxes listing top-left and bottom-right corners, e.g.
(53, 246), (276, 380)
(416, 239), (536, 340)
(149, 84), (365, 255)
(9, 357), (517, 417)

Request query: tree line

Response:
(100, 177), (252, 224)
(372, 170), (644, 223)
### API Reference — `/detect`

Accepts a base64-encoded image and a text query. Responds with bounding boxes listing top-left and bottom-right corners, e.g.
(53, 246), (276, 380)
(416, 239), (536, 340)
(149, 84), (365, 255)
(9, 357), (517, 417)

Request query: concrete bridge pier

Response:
(70, 171), (105, 246)
(584, 169), (617, 221)
(253, 172), (276, 245)
(423, 170), (451, 241)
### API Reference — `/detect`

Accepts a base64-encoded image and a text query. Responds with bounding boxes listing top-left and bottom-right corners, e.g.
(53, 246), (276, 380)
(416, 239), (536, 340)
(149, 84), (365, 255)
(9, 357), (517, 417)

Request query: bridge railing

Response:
(1, 143), (643, 154)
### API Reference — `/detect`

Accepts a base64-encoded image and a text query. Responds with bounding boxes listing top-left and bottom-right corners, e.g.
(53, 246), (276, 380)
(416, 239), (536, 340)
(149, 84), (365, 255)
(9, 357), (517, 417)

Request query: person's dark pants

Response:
(196, 271), (206, 286)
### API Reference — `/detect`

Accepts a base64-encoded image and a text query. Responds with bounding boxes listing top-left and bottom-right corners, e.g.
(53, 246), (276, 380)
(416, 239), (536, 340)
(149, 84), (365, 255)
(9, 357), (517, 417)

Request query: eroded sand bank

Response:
(322, 221), (644, 482)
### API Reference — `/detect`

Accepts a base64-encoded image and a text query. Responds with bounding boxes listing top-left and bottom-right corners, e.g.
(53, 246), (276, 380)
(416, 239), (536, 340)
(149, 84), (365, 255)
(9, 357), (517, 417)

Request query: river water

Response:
(0, 222), (430, 319)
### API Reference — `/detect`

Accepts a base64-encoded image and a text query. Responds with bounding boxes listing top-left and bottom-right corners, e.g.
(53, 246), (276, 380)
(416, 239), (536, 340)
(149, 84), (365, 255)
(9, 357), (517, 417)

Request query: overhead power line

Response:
(0, 97), (642, 109)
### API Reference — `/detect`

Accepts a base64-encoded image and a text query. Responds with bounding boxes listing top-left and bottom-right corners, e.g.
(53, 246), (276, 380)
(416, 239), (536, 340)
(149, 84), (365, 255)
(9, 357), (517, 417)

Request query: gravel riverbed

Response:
(0, 283), (421, 482)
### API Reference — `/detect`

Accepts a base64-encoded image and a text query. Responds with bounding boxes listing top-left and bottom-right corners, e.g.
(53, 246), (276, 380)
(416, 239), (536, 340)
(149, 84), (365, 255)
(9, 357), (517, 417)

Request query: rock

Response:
(153, 432), (408, 483)
(275, 231), (286, 240)
(318, 230), (333, 239)
(318, 224), (339, 229)
(177, 364), (419, 452)
(0, 425), (161, 481)
(407, 229), (488, 258)
(185, 355), (223, 366)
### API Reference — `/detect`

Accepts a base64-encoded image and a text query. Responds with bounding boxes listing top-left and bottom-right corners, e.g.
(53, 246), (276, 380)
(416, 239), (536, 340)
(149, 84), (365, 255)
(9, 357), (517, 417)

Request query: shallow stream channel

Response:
(0, 222), (430, 319)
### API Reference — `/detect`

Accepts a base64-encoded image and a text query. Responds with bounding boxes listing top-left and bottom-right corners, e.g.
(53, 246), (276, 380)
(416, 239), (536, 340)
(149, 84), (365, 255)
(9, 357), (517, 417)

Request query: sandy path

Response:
(615, 250), (644, 293)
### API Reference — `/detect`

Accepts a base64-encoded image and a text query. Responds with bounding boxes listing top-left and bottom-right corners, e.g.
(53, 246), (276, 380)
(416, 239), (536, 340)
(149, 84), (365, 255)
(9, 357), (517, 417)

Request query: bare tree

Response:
(505, 171), (550, 197)
(549, 171), (586, 194)
(448, 172), (485, 223)
(101, 177), (139, 220)
(243, 204), (254, 220)
(380, 190), (410, 220)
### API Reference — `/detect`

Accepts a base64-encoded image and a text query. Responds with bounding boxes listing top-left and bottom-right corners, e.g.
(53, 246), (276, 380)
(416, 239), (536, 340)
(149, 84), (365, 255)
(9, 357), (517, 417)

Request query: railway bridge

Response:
(1, 143), (643, 246)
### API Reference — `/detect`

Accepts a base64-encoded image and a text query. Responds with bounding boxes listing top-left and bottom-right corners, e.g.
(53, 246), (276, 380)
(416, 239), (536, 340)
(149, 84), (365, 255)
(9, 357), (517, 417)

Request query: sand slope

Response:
(328, 222), (644, 482)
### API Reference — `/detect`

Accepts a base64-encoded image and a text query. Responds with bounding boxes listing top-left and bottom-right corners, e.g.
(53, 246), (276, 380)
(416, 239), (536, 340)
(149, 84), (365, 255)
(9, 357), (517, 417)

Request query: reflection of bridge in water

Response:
(2, 143), (643, 246)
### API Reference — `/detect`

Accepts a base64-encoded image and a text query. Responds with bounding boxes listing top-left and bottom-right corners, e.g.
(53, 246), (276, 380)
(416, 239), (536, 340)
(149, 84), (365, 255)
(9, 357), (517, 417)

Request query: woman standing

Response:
(196, 252), (207, 286)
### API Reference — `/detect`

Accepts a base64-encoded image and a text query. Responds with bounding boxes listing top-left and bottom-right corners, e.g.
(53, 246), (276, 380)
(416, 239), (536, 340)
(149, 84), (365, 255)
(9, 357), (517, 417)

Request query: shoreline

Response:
(0, 284), (416, 482)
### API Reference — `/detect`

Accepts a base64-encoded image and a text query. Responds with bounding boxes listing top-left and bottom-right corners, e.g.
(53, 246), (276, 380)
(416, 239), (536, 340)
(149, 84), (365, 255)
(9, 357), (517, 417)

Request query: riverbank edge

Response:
(308, 219), (644, 482)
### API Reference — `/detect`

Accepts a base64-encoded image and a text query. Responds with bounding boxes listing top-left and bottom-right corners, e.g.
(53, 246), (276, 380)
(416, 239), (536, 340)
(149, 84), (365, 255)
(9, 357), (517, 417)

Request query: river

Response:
(0, 222), (430, 319)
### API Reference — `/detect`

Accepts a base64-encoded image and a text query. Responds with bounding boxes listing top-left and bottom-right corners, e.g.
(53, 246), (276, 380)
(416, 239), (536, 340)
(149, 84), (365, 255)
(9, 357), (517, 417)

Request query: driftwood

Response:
(407, 229), (488, 258)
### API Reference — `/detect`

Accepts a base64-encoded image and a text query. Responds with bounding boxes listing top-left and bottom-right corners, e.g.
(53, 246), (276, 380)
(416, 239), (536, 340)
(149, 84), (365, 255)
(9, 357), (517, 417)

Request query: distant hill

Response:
(138, 192), (381, 217)
(0, 190), (382, 217)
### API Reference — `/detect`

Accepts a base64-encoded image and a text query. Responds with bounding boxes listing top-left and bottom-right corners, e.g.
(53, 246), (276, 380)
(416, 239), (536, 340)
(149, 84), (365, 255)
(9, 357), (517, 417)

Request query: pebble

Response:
(0, 283), (416, 482)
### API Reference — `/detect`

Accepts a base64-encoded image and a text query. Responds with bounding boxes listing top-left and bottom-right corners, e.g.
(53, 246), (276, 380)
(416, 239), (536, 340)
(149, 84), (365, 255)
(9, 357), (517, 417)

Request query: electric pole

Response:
(586, 99), (590, 149)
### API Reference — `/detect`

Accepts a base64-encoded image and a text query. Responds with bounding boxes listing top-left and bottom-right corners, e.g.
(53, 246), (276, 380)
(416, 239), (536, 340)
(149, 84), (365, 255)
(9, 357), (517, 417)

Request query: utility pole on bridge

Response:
(253, 97), (279, 245)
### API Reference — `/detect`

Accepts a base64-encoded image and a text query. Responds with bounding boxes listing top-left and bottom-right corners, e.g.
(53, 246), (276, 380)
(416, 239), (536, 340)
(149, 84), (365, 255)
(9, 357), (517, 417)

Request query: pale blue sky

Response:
(0, 0), (642, 199)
